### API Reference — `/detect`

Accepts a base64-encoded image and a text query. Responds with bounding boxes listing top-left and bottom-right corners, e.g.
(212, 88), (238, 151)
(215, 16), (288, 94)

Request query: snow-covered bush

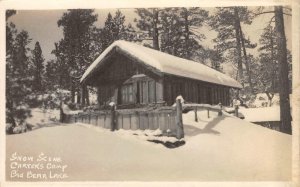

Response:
(12, 123), (31, 134)
(27, 89), (72, 109)
(6, 104), (32, 134)
(247, 93), (280, 108)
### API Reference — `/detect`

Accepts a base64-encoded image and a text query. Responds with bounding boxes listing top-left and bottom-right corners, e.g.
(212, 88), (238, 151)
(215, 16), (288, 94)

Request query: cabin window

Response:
(148, 80), (156, 103)
(141, 81), (148, 104)
(121, 84), (134, 104)
(139, 80), (156, 104)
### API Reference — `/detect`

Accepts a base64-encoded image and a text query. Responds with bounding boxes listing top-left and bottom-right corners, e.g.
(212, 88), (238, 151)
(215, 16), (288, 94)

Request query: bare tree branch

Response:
(267, 16), (276, 27)
(254, 11), (275, 16)
(282, 12), (292, 16)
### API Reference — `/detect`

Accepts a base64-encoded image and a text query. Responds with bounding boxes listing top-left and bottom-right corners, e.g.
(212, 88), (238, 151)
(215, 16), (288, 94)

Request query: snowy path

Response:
(6, 113), (291, 181)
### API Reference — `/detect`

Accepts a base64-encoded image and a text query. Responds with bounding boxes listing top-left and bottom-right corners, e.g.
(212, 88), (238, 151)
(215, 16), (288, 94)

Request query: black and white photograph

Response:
(1, 0), (299, 186)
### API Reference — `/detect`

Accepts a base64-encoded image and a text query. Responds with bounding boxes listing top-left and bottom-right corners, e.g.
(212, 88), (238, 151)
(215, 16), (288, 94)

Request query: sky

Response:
(7, 7), (292, 62)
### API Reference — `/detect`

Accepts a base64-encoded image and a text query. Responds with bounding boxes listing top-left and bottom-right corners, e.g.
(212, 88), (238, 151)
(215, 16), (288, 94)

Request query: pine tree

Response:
(209, 7), (256, 91)
(55, 9), (99, 106)
(44, 59), (60, 91)
(101, 13), (115, 49)
(206, 48), (223, 71)
(135, 8), (162, 50)
(6, 10), (17, 59)
(160, 8), (183, 56)
(254, 6), (292, 133)
(101, 10), (139, 50)
(179, 7), (208, 60)
(31, 41), (45, 92)
(6, 27), (32, 130)
(256, 25), (279, 105)
(153, 7), (208, 60)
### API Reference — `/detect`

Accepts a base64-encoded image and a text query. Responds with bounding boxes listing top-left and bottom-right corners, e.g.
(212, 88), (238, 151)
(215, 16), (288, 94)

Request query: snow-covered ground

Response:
(6, 109), (291, 181)
(248, 93), (293, 108)
(26, 108), (60, 128)
(239, 106), (280, 122)
(249, 93), (280, 107)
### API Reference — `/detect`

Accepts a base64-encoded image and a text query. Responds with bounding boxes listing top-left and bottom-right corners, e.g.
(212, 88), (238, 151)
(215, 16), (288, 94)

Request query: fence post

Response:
(234, 105), (239, 117)
(176, 99), (184, 139)
(110, 104), (116, 131)
(194, 107), (198, 122)
(96, 115), (98, 126)
(207, 109), (210, 118)
(218, 103), (223, 116)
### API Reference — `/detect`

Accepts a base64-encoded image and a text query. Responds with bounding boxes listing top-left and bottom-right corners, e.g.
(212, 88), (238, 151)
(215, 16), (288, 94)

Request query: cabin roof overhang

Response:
(81, 40), (243, 89)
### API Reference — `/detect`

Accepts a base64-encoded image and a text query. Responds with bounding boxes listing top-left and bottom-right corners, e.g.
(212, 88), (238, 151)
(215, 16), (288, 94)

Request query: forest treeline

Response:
(6, 7), (292, 134)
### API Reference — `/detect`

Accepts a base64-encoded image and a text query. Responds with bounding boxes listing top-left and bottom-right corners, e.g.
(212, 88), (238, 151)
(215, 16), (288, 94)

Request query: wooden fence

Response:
(62, 100), (224, 139)
(64, 101), (184, 138)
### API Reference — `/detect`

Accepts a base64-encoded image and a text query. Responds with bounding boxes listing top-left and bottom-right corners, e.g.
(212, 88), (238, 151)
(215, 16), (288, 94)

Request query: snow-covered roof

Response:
(81, 40), (242, 88)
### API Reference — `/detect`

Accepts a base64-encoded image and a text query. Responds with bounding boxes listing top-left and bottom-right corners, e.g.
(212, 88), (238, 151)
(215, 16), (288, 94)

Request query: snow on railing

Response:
(182, 103), (223, 122)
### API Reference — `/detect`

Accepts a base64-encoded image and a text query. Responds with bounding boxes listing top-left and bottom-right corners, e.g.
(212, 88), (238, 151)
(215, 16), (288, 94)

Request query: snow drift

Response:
(6, 108), (291, 181)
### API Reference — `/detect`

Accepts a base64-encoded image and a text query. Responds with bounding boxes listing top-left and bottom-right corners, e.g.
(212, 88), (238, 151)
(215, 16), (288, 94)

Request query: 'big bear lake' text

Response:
(9, 152), (68, 180)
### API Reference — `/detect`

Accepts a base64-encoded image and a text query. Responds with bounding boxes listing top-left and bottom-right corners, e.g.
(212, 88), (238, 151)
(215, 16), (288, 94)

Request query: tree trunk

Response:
(170, 16), (176, 56)
(239, 26), (254, 94)
(152, 9), (160, 50)
(7, 99), (17, 127)
(71, 82), (75, 103)
(275, 6), (292, 134)
(270, 31), (277, 92)
(234, 8), (243, 86)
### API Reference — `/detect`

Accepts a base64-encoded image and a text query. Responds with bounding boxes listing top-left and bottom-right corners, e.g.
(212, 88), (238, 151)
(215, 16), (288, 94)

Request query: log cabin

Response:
(80, 40), (242, 109)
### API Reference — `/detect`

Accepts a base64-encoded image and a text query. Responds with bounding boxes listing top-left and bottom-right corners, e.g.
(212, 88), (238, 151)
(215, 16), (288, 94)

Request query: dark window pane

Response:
(148, 80), (155, 103)
(142, 81), (148, 104)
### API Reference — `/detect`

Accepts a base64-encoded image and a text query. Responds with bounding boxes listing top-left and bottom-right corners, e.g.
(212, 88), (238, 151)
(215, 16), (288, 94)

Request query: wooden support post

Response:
(110, 105), (116, 131)
(234, 105), (239, 117)
(194, 107), (198, 122)
(218, 103), (223, 116)
(121, 114), (124, 129)
(129, 114), (132, 130)
(207, 109), (210, 118)
(176, 99), (184, 139)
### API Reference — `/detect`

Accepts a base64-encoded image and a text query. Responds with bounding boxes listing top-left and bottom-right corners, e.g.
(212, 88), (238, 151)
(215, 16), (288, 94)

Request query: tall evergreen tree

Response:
(101, 10), (139, 50)
(6, 10), (17, 59)
(6, 28), (32, 129)
(135, 7), (208, 58)
(135, 8), (162, 50)
(31, 41), (45, 92)
(255, 25), (279, 104)
(55, 9), (99, 105)
(138, 7), (208, 60)
(160, 8), (183, 56)
(209, 7), (256, 90)
(254, 6), (292, 133)
(179, 7), (208, 60)
(44, 59), (60, 91)
(101, 13), (115, 49)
